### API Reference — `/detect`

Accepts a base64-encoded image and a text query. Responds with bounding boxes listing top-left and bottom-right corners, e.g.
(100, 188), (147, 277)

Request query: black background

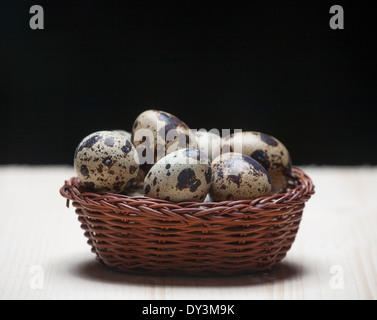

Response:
(1, 0), (376, 165)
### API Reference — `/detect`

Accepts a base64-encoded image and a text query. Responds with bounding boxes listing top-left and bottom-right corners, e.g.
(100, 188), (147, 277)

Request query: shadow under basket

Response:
(60, 167), (314, 276)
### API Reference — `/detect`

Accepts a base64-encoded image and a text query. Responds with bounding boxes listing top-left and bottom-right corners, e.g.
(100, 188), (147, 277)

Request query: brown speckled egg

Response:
(194, 129), (222, 161)
(131, 110), (197, 179)
(143, 148), (212, 203)
(222, 131), (292, 194)
(210, 153), (272, 202)
(74, 131), (140, 193)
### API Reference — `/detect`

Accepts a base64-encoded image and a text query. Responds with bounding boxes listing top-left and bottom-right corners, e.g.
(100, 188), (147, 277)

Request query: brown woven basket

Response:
(60, 167), (314, 276)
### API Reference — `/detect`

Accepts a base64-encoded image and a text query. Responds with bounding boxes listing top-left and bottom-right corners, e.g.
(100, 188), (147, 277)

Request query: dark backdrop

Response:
(1, 1), (376, 165)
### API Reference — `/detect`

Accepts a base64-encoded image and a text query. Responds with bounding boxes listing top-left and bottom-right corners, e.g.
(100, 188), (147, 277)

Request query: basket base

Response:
(89, 244), (293, 277)
(94, 255), (291, 277)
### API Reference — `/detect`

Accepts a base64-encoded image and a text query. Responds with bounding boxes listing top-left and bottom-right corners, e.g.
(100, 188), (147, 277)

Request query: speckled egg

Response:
(74, 131), (140, 193)
(194, 129), (222, 161)
(210, 153), (272, 202)
(222, 131), (292, 194)
(131, 110), (197, 179)
(143, 148), (212, 203)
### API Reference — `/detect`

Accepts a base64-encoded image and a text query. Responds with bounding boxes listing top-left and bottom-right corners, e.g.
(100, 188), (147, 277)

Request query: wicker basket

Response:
(60, 167), (314, 276)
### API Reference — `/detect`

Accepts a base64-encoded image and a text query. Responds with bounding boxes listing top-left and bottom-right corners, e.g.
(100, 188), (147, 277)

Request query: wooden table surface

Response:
(0, 165), (376, 300)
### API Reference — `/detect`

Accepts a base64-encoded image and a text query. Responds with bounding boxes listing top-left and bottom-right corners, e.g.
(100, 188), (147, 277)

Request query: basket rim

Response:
(60, 167), (314, 213)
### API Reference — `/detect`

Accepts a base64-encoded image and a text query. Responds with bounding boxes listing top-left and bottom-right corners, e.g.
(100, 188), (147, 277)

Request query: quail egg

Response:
(143, 148), (212, 202)
(74, 130), (139, 193)
(194, 129), (222, 161)
(131, 110), (197, 179)
(210, 152), (272, 202)
(222, 131), (292, 193)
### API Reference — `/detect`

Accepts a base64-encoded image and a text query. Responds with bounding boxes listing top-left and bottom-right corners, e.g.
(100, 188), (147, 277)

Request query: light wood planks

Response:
(0, 165), (376, 300)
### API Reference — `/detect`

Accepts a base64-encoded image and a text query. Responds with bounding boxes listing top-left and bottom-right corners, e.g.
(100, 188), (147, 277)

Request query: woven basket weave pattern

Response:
(60, 167), (314, 275)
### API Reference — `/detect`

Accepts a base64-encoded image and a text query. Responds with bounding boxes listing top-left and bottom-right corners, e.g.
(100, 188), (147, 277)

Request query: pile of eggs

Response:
(74, 109), (293, 202)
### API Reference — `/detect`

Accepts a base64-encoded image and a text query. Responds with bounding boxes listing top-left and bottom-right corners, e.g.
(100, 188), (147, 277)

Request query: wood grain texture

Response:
(0, 165), (376, 300)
